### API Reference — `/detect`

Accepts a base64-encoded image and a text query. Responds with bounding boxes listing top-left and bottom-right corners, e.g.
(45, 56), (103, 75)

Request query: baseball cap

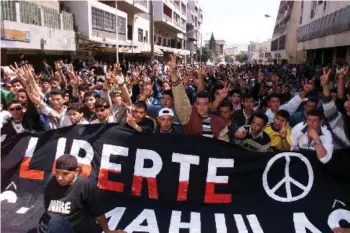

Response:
(158, 108), (174, 117)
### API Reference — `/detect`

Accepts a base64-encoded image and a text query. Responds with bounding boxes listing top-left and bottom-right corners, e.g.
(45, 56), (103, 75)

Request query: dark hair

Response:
(41, 77), (50, 83)
(94, 98), (110, 109)
(242, 93), (255, 100)
(10, 78), (22, 85)
(267, 93), (281, 101)
(50, 88), (65, 97)
(78, 84), (90, 92)
(17, 88), (27, 94)
(162, 90), (173, 99)
(253, 112), (268, 126)
(134, 100), (147, 111)
(84, 90), (98, 99)
(219, 99), (233, 111)
(306, 98), (318, 105)
(56, 154), (78, 169)
(307, 108), (323, 120)
(330, 88), (337, 93)
(276, 109), (290, 121)
(67, 102), (85, 113)
(7, 99), (22, 109)
(196, 91), (211, 101)
(50, 76), (60, 82)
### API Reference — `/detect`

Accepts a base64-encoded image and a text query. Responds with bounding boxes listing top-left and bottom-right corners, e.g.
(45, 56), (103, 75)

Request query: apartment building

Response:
(1, 0), (75, 64)
(270, 1), (306, 64)
(248, 40), (273, 64)
(297, 1), (350, 65)
(153, 0), (190, 59)
(186, 0), (203, 62)
(204, 40), (226, 56)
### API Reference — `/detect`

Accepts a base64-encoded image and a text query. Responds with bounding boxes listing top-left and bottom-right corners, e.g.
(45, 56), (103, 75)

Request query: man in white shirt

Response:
(291, 109), (333, 164)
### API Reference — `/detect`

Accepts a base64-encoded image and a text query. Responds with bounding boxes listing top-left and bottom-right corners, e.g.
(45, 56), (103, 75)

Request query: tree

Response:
(235, 53), (248, 63)
(201, 47), (213, 62)
(208, 32), (217, 56)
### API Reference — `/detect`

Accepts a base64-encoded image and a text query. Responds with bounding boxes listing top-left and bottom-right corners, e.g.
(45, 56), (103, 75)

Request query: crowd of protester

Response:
(1, 57), (350, 160)
(1, 56), (350, 233)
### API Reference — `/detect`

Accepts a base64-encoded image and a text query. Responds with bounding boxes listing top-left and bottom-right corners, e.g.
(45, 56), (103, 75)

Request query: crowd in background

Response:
(1, 57), (350, 164)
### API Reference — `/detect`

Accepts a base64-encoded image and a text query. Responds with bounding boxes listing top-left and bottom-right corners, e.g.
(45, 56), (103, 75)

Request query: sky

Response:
(200, 0), (281, 51)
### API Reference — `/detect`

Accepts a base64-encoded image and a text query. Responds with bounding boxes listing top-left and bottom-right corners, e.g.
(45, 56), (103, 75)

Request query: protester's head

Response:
(78, 84), (90, 101)
(132, 101), (147, 123)
(330, 88), (337, 101)
(219, 99), (233, 124)
(157, 108), (174, 132)
(306, 108), (323, 131)
(251, 113), (268, 135)
(161, 90), (174, 108)
(83, 91), (98, 110)
(55, 154), (79, 187)
(162, 81), (171, 90)
(110, 88), (123, 105)
(94, 98), (110, 121)
(50, 89), (65, 110)
(304, 98), (317, 114)
(11, 78), (23, 93)
(16, 88), (28, 106)
(273, 110), (290, 131)
(67, 102), (85, 124)
(50, 76), (60, 89)
(195, 91), (211, 117)
(242, 93), (255, 111)
(41, 77), (50, 91)
(231, 89), (241, 105)
(7, 99), (24, 122)
(268, 93), (281, 112)
(141, 83), (153, 98)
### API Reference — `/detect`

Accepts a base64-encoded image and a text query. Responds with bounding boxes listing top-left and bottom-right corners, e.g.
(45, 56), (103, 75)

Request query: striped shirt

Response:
(202, 116), (213, 138)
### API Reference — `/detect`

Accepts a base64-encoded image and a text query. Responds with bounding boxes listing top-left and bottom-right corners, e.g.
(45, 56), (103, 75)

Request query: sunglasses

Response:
(9, 106), (22, 112)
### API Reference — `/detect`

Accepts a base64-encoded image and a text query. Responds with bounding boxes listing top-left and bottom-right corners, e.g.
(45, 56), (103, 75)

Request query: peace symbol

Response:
(262, 152), (314, 202)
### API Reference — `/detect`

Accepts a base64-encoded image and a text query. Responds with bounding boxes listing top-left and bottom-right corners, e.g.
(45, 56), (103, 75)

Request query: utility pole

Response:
(150, 0), (154, 61)
(115, 1), (119, 63)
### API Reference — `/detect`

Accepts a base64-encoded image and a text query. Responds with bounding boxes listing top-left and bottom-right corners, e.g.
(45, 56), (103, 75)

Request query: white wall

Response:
(64, 1), (90, 38)
(300, 1), (350, 26)
(133, 15), (150, 44)
(1, 20), (76, 51)
(153, 1), (164, 20)
(34, 0), (60, 11)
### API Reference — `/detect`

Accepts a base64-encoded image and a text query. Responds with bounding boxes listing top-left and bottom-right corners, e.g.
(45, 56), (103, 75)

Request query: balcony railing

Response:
(163, 14), (172, 22)
(1, 1), (75, 31)
(1, 0), (16, 21)
(134, 0), (148, 8)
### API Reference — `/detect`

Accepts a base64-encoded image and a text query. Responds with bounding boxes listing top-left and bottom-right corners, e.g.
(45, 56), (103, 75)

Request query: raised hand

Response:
(279, 122), (288, 138)
(301, 79), (313, 94)
(216, 83), (229, 100)
(168, 54), (178, 76)
(320, 67), (332, 86)
(333, 227), (350, 233)
(126, 109), (136, 127)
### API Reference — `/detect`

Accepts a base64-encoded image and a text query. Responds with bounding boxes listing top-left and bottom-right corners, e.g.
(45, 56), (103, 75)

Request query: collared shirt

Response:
(291, 122), (333, 164)
(235, 125), (271, 152)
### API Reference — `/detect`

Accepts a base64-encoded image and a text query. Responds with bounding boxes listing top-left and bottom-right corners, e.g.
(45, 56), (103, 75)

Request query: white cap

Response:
(158, 108), (174, 117)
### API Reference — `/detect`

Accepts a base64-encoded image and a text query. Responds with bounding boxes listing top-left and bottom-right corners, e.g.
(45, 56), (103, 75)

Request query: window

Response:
(163, 38), (166, 46)
(91, 7), (116, 32)
(310, 1), (316, 19)
(43, 6), (60, 29)
(1, 0), (16, 21)
(323, 1), (327, 11)
(300, 0), (304, 24)
(20, 1), (41, 25)
(158, 37), (161, 45)
(144, 31), (148, 43)
(138, 28), (143, 42)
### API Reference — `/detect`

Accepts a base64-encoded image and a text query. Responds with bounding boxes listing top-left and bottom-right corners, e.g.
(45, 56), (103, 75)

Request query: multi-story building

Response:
(63, 0), (145, 61)
(1, 0), (76, 64)
(297, 1), (350, 65)
(247, 40), (273, 64)
(204, 39), (226, 59)
(153, 0), (190, 60)
(270, 1), (306, 64)
(186, 0), (202, 62)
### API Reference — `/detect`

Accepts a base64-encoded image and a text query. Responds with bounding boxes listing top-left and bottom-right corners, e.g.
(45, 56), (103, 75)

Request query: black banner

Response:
(1, 124), (350, 233)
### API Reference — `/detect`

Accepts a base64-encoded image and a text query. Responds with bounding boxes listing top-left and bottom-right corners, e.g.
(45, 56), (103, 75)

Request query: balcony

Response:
(163, 13), (172, 23)
(102, 0), (148, 14)
(0, 0), (75, 51)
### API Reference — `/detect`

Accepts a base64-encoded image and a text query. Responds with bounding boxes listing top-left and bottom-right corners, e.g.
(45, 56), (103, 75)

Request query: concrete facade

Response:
(296, 1), (350, 64)
(247, 40), (272, 64)
(1, 1), (75, 52)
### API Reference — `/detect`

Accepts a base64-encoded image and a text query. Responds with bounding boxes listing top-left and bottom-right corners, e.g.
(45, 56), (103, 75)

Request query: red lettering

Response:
(97, 169), (124, 192)
(19, 156), (44, 180)
(177, 181), (189, 201)
(204, 182), (232, 203)
(131, 176), (158, 199)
